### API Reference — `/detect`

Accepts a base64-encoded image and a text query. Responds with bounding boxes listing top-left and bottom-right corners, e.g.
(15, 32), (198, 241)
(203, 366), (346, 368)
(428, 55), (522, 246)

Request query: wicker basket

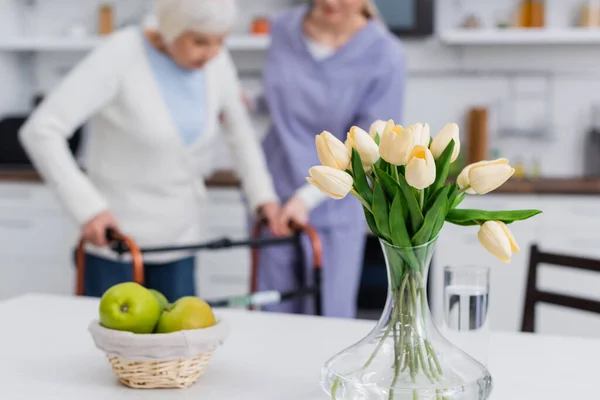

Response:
(88, 317), (230, 389)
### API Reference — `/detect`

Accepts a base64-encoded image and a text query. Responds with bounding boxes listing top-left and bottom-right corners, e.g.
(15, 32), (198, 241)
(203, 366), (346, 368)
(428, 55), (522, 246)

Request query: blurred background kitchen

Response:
(0, 0), (599, 339)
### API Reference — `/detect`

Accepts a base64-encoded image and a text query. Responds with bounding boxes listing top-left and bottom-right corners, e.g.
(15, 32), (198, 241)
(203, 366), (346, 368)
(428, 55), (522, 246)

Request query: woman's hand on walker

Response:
(276, 196), (308, 236)
(259, 202), (287, 237)
(82, 211), (119, 247)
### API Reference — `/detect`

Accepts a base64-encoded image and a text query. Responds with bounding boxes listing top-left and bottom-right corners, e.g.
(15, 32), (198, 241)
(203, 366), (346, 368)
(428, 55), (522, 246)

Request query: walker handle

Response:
(75, 228), (144, 296)
(250, 220), (323, 295)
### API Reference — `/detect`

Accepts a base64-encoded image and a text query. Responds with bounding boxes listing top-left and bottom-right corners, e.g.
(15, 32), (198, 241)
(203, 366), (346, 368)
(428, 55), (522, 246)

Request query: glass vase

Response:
(320, 238), (493, 399)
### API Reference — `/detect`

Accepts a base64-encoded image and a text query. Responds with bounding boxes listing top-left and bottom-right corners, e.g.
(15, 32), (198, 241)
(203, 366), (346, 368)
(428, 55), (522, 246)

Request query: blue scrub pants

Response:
(79, 252), (196, 303)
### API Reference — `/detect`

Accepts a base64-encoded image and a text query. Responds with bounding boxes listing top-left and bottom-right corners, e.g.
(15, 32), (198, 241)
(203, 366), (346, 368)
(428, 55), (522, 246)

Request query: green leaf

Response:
(452, 193), (466, 209)
(364, 207), (381, 237)
(375, 133), (381, 146)
(351, 148), (372, 205)
(412, 186), (450, 246)
(372, 181), (391, 240)
(396, 173), (424, 234)
(446, 209), (543, 226)
(373, 166), (400, 198)
(425, 186), (446, 212)
(376, 158), (390, 173)
(431, 139), (455, 193)
(389, 192), (412, 248)
(447, 183), (458, 208)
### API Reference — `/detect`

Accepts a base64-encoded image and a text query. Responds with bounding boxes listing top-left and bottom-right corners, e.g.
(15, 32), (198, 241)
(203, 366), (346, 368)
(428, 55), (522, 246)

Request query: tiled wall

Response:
(1, 0), (600, 177)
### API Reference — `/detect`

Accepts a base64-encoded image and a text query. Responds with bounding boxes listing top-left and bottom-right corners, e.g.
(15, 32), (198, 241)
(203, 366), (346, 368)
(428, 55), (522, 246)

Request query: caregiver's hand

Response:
(276, 195), (308, 236)
(82, 211), (119, 247)
(260, 202), (287, 237)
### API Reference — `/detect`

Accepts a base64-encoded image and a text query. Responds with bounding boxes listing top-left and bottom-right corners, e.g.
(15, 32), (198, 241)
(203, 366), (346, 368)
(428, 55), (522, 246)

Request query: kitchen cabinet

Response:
(0, 182), (253, 302)
(431, 194), (600, 339)
(196, 189), (253, 301)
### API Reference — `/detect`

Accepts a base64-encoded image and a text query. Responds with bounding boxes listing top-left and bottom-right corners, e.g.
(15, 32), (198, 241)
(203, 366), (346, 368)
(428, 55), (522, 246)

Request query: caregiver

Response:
(19, 0), (281, 302)
(257, 0), (407, 318)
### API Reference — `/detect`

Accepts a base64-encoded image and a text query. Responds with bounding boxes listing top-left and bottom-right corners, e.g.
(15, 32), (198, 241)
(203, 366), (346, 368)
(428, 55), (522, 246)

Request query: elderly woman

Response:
(19, 0), (281, 302)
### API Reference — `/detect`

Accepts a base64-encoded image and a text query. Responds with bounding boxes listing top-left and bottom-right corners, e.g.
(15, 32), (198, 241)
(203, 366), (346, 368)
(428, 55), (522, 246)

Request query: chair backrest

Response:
(522, 244), (600, 333)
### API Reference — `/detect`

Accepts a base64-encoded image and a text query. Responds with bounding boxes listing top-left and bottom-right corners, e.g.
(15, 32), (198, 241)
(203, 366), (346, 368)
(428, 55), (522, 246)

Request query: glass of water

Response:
(442, 265), (491, 367)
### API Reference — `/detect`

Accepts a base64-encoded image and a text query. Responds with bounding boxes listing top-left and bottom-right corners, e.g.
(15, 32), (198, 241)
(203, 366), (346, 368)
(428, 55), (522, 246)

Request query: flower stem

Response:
(419, 190), (425, 211)
(363, 274), (409, 370)
(389, 288), (406, 399)
(392, 165), (400, 183)
(331, 378), (340, 399)
(458, 185), (471, 195)
(351, 189), (372, 213)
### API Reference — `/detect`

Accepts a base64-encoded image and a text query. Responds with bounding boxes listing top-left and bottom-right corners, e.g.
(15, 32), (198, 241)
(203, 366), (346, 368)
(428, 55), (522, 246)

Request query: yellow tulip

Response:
(379, 124), (414, 166)
(478, 221), (520, 263)
(457, 158), (515, 195)
(306, 166), (354, 200)
(405, 145), (436, 190)
(346, 126), (380, 170)
(315, 131), (351, 170)
(430, 123), (461, 162)
(369, 119), (389, 139)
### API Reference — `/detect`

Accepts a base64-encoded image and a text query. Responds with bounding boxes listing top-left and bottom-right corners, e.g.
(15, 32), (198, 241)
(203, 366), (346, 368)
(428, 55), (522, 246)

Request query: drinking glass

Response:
(441, 265), (491, 367)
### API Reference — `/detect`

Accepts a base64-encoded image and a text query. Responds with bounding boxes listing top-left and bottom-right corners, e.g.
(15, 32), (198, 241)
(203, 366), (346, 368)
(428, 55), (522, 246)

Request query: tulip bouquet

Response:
(308, 120), (541, 399)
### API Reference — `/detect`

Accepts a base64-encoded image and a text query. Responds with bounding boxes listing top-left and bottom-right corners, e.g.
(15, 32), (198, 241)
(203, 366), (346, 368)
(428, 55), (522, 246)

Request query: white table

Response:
(0, 294), (598, 400)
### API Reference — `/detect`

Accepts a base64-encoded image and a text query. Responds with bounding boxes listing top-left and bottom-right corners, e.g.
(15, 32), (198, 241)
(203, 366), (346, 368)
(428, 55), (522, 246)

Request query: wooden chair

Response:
(521, 244), (600, 333)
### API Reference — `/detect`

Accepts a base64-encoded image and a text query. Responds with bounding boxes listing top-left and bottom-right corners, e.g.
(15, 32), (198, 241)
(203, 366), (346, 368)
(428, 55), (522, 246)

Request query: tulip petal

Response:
(478, 221), (512, 263)
(316, 132), (351, 170)
(308, 166), (354, 200)
(469, 164), (515, 195)
(369, 120), (389, 139)
(348, 126), (380, 170)
(405, 146), (436, 190)
(431, 123), (461, 162)
(499, 221), (520, 253)
(458, 158), (511, 195)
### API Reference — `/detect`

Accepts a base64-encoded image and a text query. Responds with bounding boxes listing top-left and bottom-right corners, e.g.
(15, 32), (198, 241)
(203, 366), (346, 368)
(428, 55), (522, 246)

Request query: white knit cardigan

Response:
(19, 27), (278, 262)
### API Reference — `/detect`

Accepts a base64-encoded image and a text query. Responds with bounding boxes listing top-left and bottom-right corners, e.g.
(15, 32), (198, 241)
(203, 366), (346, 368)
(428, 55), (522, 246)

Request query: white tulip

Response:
(478, 221), (520, 263)
(430, 123), (461, 162)
(379, 124), (415, 166)
(369, 119), (389, 139)
(409, 123), (431, 148)
(306, 166), (354, 200)
(315, 131), (351, 170)
(405, 145), (436, 190)
(457, 158), (515, 195)
(346, 126), (380, 170)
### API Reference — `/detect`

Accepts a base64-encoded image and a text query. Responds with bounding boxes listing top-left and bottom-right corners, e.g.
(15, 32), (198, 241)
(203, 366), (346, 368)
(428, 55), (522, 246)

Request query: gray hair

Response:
(155, 0), (237, 44)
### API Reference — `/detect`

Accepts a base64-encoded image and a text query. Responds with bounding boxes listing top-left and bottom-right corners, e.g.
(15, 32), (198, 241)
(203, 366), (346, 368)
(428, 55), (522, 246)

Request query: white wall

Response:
(1, 0), (600, 176)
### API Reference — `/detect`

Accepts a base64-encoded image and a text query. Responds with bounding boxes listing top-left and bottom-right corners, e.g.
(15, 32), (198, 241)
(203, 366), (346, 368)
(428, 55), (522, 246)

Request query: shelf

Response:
(440, 28), (600, 45)
(0, 35), (271, 52)
(227, 35), (270, 51)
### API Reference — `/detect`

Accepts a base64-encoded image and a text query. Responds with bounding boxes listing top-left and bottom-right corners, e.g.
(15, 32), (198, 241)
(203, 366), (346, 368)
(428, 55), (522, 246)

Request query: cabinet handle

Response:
(569, 207), (600, 217)
(569, 237), (600, 250)
(211, 275), (248, 284)
(0, 188), (33, 200)
(0, 219), (33, 229)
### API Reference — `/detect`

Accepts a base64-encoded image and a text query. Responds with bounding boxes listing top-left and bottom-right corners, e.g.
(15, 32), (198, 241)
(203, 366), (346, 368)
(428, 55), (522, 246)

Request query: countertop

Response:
(0, 168), (242, 188)
(2, 167), (600, 195)
(1, 293), (599, 400)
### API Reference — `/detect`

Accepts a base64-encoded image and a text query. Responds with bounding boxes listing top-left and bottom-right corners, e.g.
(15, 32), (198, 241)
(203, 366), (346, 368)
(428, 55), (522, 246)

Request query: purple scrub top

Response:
(262, 5), (407, 229)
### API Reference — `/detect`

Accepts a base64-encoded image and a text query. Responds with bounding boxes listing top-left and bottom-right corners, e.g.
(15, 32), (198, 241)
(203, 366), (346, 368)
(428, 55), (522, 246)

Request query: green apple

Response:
(155, 296), (216, 334)
(99, 282), (161, 334)
(149, 289), (169, 311)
